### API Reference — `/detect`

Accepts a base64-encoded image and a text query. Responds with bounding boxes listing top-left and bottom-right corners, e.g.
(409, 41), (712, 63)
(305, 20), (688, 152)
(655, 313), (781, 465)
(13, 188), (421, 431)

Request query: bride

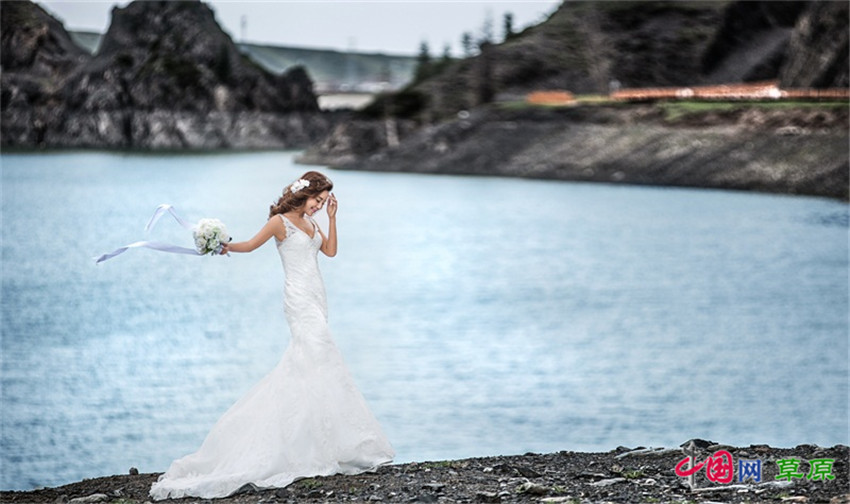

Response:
(150, 171), (394, 500)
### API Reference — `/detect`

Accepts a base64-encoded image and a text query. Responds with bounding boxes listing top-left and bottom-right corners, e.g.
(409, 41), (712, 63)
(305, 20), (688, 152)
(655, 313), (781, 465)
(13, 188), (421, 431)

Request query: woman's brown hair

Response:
(269, 171), (334, 218)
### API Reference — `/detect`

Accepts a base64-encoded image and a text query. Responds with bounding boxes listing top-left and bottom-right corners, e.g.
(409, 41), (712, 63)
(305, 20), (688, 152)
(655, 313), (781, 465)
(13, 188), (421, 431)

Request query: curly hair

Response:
(269, 171), (334, 218)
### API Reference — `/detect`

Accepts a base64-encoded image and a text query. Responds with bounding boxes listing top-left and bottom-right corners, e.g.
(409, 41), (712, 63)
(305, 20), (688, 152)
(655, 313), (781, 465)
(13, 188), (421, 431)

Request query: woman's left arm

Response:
(319, 193), (338, 257)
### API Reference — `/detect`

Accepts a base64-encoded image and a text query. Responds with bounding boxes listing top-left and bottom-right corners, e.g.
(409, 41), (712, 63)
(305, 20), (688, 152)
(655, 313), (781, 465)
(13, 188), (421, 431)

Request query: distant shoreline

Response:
(4, 101), (848, 202)
(300, 102), (850, 202)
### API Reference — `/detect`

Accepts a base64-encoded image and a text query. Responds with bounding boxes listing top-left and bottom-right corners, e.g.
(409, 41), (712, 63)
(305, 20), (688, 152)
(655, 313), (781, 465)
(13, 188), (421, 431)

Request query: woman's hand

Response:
(326, 193), (338, 219)
(320, 193), (338, 257)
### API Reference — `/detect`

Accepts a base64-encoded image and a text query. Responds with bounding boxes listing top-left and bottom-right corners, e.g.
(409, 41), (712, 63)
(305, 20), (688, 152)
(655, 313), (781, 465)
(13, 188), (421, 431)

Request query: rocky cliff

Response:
(0, 0), (88, 78)
(779, 1), (850, 89)
(300, 104), (849, 200)
(1, 0), (331, 149)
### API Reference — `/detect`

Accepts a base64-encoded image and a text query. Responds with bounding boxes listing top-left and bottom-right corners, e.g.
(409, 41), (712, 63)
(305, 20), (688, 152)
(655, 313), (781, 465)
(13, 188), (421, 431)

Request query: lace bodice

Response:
(277, 215), (327, 326)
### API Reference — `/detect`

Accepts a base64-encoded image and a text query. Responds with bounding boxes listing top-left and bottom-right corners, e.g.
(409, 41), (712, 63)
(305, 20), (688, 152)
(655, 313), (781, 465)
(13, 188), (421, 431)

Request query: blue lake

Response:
(1, 151), (847, 491)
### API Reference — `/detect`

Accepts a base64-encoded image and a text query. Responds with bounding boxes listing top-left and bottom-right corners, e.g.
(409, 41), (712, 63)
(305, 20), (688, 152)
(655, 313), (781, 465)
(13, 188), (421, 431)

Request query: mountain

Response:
(1, 0), (330, 149)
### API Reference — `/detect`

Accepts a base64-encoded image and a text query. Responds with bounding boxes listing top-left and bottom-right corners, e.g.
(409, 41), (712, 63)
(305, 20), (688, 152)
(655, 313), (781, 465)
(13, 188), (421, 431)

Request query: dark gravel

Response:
(2, 442), (848, 504)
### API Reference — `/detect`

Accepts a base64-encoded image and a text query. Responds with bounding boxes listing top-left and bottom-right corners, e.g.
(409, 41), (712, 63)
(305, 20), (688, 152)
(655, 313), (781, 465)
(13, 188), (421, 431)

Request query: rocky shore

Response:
(299, 103), (850, 201)
(2, 442), (847, 504)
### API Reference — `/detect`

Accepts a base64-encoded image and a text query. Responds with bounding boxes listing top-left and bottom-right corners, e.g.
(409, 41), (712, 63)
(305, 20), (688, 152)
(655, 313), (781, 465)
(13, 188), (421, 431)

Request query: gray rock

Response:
(475, 490), (501, 502)
(516, 481), (548, 495)
(514, 466), (542, 478)
(68, 494), (109, 504)
(589, 477), (627, 487)
(615, 447), (679, 459)
(412, 494), (438, 503)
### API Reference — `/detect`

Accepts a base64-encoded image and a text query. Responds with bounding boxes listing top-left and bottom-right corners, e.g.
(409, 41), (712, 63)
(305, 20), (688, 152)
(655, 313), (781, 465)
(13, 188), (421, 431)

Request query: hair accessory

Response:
(290, 179), (310, 194)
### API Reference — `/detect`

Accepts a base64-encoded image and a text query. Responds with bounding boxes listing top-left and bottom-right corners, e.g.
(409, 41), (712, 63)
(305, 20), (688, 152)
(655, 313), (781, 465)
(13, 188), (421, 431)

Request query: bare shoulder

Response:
(268, 214), (287, 240)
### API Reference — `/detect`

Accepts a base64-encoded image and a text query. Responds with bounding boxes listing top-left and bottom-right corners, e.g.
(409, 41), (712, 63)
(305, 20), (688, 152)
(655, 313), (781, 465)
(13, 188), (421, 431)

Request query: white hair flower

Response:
(290, 179), (310, 194)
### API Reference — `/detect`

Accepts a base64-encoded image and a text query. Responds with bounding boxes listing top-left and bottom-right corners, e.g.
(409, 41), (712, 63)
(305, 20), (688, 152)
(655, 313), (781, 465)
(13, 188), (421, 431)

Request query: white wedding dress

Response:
(150, 214), (394, 500)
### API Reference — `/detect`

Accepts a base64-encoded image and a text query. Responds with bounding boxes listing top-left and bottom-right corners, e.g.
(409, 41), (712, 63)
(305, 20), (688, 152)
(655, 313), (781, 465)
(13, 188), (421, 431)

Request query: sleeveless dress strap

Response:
(278, 214), (298, 241)
(306, 215), (319, 234)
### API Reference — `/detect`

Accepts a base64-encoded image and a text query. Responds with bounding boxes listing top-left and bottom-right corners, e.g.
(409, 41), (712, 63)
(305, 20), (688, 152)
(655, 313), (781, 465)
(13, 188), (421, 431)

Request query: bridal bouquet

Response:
(193, 218), (231, 255)
(95, 204), (232, 264)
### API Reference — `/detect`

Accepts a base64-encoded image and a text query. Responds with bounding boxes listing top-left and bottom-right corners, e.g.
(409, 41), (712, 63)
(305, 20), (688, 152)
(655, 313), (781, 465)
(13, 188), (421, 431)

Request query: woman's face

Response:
(302, 190), (330, 216)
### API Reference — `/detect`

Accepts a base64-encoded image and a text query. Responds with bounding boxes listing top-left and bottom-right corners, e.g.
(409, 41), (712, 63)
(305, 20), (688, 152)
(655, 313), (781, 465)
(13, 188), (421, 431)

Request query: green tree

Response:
(414, 40), (432, 81)
(503, 12), (515, 41)
(475, 41), (494, 105)
(441, 43), (452, 62)
(461, 32), (475, 57)
(479, 10), (494, 46)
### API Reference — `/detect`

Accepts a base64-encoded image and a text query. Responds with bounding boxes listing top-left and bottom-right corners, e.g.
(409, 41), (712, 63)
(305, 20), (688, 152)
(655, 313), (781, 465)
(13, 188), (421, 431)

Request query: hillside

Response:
(366, 1), (848, 122)
(1, 0), (330, 149)
(299, 0), (849, 200)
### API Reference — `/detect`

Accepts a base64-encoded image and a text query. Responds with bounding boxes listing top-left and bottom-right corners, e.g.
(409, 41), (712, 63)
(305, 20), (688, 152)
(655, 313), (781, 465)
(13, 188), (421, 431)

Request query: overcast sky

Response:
(38, 1), (562, 55)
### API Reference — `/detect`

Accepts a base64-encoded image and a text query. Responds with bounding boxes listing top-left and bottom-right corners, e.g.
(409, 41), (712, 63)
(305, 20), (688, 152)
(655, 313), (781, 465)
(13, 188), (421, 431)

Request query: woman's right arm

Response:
(224, 216), (285, 254)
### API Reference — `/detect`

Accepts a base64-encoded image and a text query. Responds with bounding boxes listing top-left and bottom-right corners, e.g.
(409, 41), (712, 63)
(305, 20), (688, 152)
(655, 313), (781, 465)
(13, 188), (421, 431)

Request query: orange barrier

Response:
(781, 88), (850, 100)
(526, 90), (576, 106)
(609, 81), (849, 101)
(526, 82), (848, 105)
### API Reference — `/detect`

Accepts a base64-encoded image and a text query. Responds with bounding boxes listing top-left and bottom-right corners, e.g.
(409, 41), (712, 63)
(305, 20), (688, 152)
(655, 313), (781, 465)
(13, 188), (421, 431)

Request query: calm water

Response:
(1, 151), (848, 491)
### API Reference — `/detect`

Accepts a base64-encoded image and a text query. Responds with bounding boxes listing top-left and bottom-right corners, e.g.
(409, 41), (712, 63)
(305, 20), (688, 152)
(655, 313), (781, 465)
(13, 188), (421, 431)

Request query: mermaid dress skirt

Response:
(150, 215), (394, 499)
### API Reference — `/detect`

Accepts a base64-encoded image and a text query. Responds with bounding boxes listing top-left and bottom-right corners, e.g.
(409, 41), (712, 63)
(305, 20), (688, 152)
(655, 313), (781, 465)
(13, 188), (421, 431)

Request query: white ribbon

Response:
(94, 204), (201, 264)
(145, 203), (195, 233)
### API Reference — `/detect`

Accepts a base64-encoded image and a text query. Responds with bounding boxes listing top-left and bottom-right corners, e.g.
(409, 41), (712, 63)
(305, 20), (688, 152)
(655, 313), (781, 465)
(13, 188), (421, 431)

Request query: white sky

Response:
(38, 0), (563, 55)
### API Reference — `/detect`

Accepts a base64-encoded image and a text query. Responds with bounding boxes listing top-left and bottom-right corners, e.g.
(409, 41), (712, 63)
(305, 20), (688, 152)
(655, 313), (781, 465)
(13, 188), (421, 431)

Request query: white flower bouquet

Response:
(193, 218), (231, 256)
(95, 205), (233, 264)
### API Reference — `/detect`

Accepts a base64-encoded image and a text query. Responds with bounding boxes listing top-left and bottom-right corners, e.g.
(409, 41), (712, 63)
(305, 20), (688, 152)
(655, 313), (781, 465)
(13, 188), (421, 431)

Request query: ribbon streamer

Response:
(95, 204), (201, 264)
(145, 203), (195, 233)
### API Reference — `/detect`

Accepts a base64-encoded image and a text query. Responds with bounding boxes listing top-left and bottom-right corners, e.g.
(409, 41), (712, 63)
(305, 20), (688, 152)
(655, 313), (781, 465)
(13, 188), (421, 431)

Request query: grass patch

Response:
(575, 94), (615, 105)
(423, 460), (461, 469)
(657, 100), (848, 121)
(298, 478), (323, 490)
(660, 100), (848, 120)
(623, 469), (645, 479)
(491, 96), (847, 117)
